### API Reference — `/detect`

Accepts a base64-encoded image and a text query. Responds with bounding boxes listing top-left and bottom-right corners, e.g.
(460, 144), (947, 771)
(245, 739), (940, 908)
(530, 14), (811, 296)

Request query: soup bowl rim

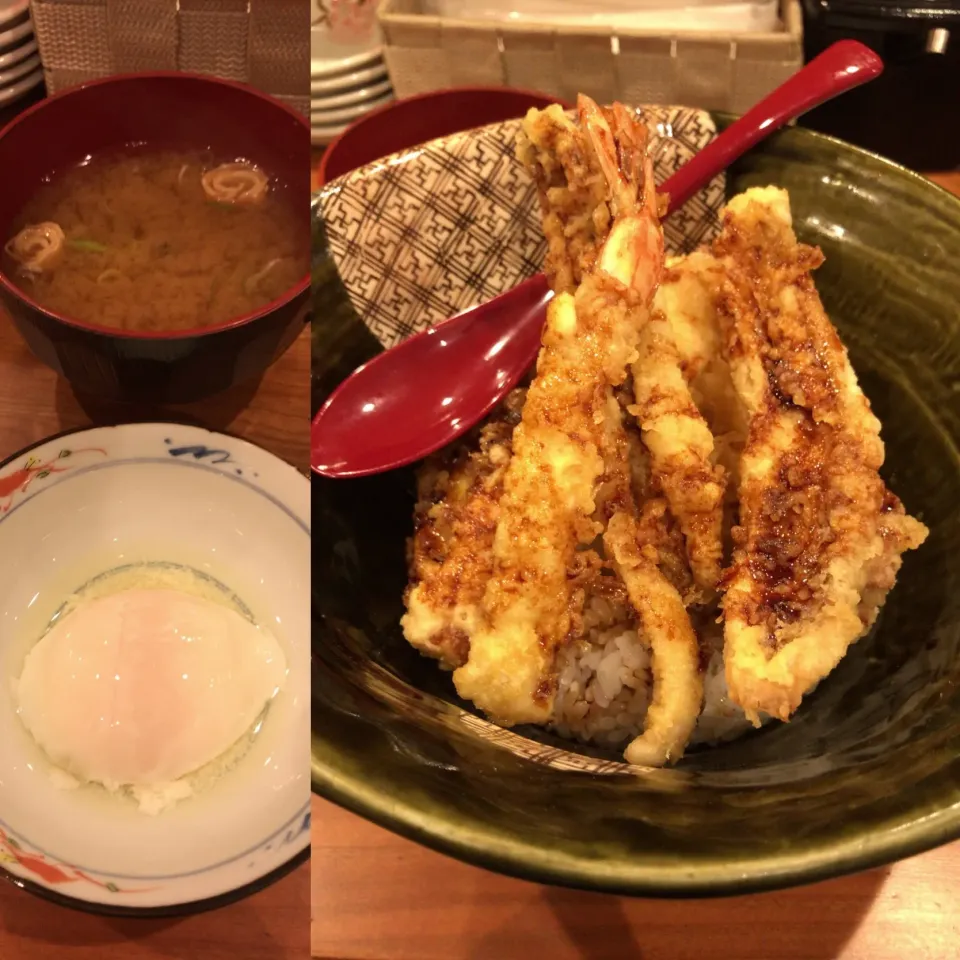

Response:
(0, 70), (310, 342)
(316, 83), (574, 186)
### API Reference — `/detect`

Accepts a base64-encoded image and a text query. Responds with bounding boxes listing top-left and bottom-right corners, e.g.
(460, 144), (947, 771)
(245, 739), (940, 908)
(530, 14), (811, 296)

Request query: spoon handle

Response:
(661, 40), (884, 216)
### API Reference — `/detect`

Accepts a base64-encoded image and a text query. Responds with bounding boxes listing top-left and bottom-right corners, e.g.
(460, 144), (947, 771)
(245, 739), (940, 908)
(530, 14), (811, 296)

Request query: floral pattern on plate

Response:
(163, 437), (259, 479)
(314, 0), (379, 40)
(0, 827), (151, 894)
(0, 446), (106, 514)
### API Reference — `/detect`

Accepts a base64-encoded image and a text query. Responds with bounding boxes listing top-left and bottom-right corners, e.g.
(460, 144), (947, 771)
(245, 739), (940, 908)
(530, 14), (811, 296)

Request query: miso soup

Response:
(3, 148), (309, 333)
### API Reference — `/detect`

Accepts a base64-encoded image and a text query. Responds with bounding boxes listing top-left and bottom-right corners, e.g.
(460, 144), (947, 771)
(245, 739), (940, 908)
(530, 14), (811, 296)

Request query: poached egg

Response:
(15, 587), (286, 791)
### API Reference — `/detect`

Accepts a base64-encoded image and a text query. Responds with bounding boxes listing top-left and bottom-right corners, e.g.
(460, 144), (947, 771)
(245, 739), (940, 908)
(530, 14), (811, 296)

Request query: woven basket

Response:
(378, 0), (803, 116)
(30, 0), (310, 117)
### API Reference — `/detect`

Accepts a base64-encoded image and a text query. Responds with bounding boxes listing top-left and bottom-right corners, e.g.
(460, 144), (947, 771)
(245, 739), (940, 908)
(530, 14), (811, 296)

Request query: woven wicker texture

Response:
(32, 0), (309, 112)
(378, 0), (803, 116)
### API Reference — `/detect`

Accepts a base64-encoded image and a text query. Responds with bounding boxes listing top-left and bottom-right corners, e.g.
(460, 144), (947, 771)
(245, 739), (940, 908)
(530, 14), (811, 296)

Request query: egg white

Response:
(14, 582), (286, 811)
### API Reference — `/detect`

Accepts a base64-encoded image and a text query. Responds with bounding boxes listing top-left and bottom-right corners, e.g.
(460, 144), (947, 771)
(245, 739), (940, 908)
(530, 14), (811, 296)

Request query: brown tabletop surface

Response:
(311, 167), (960, 960)
(312, 797), (960, 960)
(0, 316), (311, 959)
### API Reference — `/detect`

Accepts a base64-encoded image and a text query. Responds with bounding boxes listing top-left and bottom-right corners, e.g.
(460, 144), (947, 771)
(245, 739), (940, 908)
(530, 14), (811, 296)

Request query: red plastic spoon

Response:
(312, 40), (882, 478)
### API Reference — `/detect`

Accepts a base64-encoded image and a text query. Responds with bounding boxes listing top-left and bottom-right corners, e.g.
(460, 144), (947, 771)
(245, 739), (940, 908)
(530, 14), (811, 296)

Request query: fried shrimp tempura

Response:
(714, 187), (928, 725)
(452, 96), (665, 726)
(517, 104), (615, 294)
(402, 101), (927, 770)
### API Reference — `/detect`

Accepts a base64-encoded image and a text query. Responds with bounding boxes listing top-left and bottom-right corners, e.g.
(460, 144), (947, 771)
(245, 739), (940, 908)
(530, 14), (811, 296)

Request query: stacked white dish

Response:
(0, 0), (41, 108)
(423, 0), (780, 32)
(312, 0), (394, 147)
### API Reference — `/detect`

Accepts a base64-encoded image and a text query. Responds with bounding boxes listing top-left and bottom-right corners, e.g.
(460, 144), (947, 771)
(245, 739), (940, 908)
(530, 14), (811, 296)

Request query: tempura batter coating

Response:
(604, 511), (703, 765)
(402, 394), (522, 667)
(714, 187), (928, 724)
(629, 305), (726, 597)
(402, 108), (927, 769)
(453, 97), (665, 725)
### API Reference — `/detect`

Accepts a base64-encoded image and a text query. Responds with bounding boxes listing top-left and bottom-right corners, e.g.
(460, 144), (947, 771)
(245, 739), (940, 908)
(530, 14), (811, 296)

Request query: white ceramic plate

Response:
(311, 89), (393, 125)
(0, 423), (310, 915)
(0, 49), (37, 86)
(311, 76), (391, 110)
(0, 14), (32, 50)
(427, 0), (778, 31)
(0, 0), (28, 30)
(312, 121), (348, 146)
(311, 60), (387, 95)
(311, 46), (383, 81)
(0, 66), (41, 106)
(311, 0), (382, 74)
(0, 35), (35, 71)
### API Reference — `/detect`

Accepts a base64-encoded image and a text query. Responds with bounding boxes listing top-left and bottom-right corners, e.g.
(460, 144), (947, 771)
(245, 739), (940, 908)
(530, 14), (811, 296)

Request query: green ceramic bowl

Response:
(311, 113), (960, 896)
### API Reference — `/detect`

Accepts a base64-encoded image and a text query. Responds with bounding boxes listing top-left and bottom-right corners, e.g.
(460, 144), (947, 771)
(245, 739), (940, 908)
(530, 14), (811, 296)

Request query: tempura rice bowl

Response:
(312, 110), (960, 893)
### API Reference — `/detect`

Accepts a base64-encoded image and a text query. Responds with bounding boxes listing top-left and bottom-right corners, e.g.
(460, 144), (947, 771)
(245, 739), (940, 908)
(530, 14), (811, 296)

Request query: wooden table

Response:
(311, 165), (960, 960)
(312, 798), (960, 960)
(0, 318), (311, 960)
(929, 171), (960, 198)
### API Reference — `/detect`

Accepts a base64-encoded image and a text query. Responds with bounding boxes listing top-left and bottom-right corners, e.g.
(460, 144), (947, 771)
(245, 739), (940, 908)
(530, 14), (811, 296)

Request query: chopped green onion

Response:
(68, 239), (107, 253)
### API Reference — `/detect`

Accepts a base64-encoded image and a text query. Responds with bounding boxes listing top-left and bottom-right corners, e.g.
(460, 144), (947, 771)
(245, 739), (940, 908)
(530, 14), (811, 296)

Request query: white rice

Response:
(550, 596), (754, 750)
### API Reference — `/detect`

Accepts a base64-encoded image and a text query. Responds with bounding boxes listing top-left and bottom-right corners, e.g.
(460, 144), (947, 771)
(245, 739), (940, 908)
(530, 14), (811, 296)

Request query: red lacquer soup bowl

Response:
(0, 73), (310, 404)
(317, 86), (569, 185)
